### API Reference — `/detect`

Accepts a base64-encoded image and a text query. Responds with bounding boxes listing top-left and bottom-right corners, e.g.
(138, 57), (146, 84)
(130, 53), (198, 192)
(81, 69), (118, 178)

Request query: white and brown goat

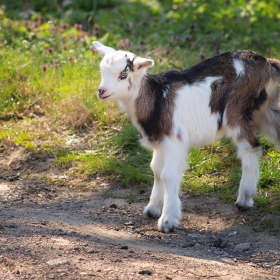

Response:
(93, 41), (280, 233)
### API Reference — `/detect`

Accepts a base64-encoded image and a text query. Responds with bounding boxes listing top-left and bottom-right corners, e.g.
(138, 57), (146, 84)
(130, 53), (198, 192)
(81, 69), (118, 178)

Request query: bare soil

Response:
(0, 139), (280, 279)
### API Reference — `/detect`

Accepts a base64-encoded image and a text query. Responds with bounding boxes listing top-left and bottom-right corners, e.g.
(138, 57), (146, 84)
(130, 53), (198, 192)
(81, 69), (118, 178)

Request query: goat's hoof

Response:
(160, 226), (175, 233)
(235, 202), (251, 212)
(143, 206), (161, 219)
(158, 220), (175, 233)
(143, 210), (155, 219)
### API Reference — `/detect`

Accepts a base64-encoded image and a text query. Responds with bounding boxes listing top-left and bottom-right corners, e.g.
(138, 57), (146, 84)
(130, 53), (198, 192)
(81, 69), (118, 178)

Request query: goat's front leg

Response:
(143, 149), (165, 218)
(235, 140), (261, 211)
(157, 140), (188, 233)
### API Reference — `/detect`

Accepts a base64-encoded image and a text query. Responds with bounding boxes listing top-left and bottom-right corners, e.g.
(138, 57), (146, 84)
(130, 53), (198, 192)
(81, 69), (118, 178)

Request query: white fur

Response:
(233, 59), (245, 76)
(93, 41), (279, 232)
(173, 77), (224, 148)
(235, 141), (261, 208)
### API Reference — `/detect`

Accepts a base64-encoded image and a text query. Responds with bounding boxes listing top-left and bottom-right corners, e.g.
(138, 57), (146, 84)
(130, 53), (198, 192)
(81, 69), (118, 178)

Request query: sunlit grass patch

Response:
(0, 120), (60, 152)
(181, 139), (240, 196)
(256, 145), (280, 214)
(56, 123), (153, 187)
(181, 138), (280, 215)
(0, 121), (35, 150)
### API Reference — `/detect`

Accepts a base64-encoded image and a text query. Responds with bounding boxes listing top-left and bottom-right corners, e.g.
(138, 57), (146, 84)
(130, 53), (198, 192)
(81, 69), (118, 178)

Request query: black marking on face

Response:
(126, 58), (134, 72)
(118, 64), (129, 80)
(118, 57), (135, 81)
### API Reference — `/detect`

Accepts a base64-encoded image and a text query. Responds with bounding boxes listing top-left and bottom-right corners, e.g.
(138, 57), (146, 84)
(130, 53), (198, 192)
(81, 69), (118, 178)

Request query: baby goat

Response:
(93, 41), (280, 233)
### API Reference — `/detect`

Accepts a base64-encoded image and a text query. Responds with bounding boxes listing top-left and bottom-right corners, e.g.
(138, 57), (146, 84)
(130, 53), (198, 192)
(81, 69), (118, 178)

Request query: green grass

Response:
(1, 0), (280, 215)
(56, 123), (153, 187)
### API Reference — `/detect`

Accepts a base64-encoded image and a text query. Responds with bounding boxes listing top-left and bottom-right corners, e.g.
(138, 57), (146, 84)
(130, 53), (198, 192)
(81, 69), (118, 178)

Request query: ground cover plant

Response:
(1, 0), (280, 221)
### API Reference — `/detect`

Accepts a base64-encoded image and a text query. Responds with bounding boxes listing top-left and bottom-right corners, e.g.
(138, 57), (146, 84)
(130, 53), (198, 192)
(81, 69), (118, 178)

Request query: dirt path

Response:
(0, 141), (280, 279)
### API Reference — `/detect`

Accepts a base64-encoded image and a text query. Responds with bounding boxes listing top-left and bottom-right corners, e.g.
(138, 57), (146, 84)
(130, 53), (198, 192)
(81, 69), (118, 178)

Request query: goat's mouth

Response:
(98, 93), (112, 100)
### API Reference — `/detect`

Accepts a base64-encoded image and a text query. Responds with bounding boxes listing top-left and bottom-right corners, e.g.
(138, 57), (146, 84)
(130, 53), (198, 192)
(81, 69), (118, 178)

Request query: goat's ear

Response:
(133, 57), (154, 71)
(92, 41), (115, 57)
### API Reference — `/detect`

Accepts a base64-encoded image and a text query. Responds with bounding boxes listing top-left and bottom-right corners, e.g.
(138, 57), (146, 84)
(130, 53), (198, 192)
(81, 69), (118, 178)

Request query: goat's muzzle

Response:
(98, 88), (106, 98)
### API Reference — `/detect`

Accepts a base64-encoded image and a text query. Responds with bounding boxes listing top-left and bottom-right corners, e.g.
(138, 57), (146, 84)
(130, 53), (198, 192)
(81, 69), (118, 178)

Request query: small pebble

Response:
(234, 242), (251, 253)
(87, 249), (96, 254)
(139, 270), (152, 275)
(228, 231), (238, 237)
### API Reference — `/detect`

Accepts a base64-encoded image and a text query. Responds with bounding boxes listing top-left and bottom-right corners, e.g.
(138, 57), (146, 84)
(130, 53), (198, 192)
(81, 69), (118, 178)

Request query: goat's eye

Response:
(118, 71), (128, 80)
(118, 65), (129, 80)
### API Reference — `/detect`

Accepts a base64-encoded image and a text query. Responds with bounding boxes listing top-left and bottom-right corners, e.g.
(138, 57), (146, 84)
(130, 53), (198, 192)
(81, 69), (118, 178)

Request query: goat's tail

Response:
(268, 58), (280, 81)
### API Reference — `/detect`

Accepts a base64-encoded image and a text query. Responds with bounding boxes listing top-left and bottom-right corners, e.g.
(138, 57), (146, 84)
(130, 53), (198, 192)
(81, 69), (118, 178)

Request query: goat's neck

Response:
(118, 73), (148, 132)
(118, 96), (136, 119)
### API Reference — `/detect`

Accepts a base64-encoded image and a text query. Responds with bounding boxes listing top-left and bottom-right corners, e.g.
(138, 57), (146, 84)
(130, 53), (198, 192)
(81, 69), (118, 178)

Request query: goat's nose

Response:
(98, 88), (106, 96)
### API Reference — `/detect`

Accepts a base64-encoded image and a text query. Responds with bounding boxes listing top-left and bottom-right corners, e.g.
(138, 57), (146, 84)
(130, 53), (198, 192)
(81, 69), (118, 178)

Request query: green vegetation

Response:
(1, 0), (280, 215)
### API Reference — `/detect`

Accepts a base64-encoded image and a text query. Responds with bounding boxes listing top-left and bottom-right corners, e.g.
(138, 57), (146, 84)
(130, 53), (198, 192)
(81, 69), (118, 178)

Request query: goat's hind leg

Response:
(235, 140), (261, 211)
(260, 86), (280, 148)
(143, 149), (165, 218)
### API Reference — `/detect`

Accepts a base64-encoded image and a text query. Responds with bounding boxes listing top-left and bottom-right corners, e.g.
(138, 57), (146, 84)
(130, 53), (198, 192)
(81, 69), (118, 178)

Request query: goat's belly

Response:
(181, 113), (224, 148)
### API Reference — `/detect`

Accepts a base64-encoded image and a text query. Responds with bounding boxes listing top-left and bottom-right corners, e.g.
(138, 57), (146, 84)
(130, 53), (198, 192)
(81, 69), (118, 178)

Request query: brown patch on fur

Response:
(135, 75), (177, 142)
(134, 50), (280, 146)
(207, 51), (279, 147)
(128, 77), (132, 90)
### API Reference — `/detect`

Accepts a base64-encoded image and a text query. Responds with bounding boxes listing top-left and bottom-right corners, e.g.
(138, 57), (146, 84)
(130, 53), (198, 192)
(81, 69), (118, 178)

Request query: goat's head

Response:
(93, 41), (154, 101)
